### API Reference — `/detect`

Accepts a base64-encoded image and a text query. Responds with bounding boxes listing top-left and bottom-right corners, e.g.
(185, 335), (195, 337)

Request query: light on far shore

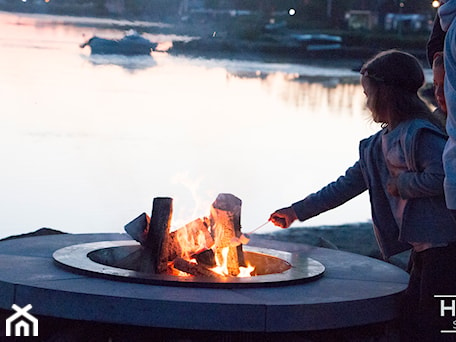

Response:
(289, 8), (296, 16)
(432, 0), (440, 8)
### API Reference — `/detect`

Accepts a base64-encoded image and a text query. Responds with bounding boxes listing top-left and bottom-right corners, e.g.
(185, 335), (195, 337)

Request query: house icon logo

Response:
(5, 304), (38, 337)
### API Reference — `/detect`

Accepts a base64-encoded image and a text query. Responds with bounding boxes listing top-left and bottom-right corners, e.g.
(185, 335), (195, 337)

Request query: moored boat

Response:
(289, 33), (343, 51)
(80, 30), (157, 56)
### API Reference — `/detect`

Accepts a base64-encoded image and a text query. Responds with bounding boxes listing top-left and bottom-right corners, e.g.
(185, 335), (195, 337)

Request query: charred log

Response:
(168, 217), (213, 261)
(146, 197), (173, 274)
(124, 212), (149, 245)
(173, 257), (220, 278)
(210, 193), (245, 276)
(192, 248), (216, 268)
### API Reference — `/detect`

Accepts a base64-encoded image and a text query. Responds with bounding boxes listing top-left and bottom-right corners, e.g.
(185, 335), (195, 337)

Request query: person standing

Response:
(269, 50), (456, 341)
(427, 10), (446, 67)
(432, 51), (448, 131)
(439, 0), (456, 222)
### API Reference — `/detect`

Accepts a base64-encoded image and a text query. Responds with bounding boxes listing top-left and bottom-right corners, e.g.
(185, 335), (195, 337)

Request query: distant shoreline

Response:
(1, 9), (430, 70)
(169, 37), (428, 70)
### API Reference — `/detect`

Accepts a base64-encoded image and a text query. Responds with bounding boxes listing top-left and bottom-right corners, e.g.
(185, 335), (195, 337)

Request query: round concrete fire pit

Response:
(52, 241), (325, 288)
(0, 233), (409, 332)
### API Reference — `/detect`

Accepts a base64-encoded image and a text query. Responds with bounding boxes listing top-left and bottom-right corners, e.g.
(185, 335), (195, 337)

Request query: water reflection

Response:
(227, 70), (366, 118)
(0, 12), (382, 239)
(83, 54), (157, 71)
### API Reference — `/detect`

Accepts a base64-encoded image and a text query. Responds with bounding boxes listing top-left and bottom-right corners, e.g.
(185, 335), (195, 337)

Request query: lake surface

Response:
(0, 11), (418, 239)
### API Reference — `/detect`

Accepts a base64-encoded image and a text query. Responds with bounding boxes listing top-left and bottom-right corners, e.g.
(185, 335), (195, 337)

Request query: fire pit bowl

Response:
(52, 240), (325, 288)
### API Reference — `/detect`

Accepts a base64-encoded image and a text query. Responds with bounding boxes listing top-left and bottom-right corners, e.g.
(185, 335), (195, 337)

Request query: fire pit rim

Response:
(52, 240), (325, 289)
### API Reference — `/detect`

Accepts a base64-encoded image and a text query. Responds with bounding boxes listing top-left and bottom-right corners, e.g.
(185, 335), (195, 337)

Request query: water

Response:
(0, 11), (390, 239)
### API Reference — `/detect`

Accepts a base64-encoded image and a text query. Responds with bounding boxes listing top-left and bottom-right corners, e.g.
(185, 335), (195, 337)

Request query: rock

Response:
(0, 228), (66, 241)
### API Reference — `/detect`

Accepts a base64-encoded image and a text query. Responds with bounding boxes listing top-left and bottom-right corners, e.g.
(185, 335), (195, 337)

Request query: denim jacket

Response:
(292, 119), (456, 259)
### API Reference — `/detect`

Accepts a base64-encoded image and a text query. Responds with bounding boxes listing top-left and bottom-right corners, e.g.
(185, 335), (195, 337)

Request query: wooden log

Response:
(168, 217), (213, 261)
(173, 257), (220, 278)
(145, 197), (173, 274)
(124, 212), (150, 245)
(192, 248), (216, 268)
(210, 193), (245, 276)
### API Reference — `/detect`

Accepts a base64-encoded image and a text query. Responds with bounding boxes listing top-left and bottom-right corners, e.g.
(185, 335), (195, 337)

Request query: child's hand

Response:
(269, 207), (298, 228)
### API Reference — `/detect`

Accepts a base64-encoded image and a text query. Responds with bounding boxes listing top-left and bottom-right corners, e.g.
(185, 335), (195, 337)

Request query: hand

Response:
(269, 207), (298, 229)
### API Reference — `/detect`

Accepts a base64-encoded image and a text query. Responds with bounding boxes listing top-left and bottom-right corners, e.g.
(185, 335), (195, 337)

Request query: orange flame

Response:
(238, 263), (255, 277)
(210, 247), (230, 276)
(175, 220), (212, 260)
(209, 247), (254, 277)
(172, 217), (255, 278)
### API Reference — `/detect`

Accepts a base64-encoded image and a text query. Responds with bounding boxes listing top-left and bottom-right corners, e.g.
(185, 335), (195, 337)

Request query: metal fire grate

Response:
(53, 240), (325, 289)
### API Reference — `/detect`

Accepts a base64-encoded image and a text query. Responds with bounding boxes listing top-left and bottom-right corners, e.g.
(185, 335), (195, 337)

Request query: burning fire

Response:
(125, 194), (256, 278)
(211, 246), (229, 276)
(174, 243), (255, 278)
(237, 263), (255, 278)
(169, 201), (256, 278)
(210, 247), (254, 277)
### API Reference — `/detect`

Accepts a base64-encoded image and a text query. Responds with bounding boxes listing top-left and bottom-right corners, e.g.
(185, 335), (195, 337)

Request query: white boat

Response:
(80, 30), (157, 56)
(289, 33), (342, 51)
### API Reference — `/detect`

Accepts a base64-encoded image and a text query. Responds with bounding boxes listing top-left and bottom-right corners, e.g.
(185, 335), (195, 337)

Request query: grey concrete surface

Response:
(0, 233), (409, 332)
